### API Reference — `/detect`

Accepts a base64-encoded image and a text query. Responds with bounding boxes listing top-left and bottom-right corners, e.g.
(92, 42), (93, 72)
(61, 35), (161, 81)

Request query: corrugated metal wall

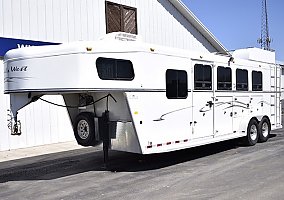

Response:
(0, 0), (106, 42)
(0, 0), (216, 51)
(0, 0), (217, 151)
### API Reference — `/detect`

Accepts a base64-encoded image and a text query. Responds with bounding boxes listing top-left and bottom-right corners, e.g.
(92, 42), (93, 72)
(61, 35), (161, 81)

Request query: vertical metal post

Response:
(102, 110), (110, 166)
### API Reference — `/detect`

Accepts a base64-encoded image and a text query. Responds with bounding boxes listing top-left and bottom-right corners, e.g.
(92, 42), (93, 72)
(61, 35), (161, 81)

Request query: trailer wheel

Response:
(258, 117), (270, 143)
(243, 119), (259, 146)
(74, 112), (97, 146)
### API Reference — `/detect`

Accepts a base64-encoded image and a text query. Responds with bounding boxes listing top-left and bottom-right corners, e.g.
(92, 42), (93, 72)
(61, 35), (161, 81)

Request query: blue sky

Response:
(182, 0), (284, 62)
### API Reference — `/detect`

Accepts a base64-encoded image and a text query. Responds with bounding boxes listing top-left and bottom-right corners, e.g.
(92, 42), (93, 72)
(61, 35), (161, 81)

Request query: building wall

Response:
(0, 0), (218, 151)
(0, 0), (216, 52)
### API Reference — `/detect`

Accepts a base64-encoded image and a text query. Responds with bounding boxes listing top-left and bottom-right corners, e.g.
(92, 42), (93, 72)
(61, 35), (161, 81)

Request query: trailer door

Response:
(214, 66), (233, 136)
(214, 96), (233, 136)
(192, 62), (214, 139)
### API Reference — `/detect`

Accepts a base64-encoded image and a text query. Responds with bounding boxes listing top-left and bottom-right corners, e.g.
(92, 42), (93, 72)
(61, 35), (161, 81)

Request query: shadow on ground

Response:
(0, 131), (282, 183)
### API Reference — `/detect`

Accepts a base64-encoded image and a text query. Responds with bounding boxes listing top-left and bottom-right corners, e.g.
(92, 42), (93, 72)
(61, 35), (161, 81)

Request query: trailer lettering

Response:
(9, 66), (28, 72)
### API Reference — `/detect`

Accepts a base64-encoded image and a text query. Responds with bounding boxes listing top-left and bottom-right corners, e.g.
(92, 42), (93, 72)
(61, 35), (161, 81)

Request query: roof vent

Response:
(100, 32), (141, 42)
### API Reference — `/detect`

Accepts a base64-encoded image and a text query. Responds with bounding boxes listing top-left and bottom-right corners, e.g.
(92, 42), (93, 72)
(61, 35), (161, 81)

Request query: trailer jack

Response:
(101, 110), (110, 167)
(7, 110), (22, 135)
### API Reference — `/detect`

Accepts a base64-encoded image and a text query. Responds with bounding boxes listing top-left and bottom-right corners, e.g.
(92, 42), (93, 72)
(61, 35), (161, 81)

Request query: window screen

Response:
(236, 69), (248, 91)
(96, 57), (134, 80)
(194, 64), (212, 90)
(106, 1), (137, 34)
(252, 71), (262, 91)
(166, 69), (188, 99)
(217, 66), (232, 90)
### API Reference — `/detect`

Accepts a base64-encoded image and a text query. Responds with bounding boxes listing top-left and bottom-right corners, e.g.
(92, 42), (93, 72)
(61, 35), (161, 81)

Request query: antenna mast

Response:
(257, 0), (271, 50)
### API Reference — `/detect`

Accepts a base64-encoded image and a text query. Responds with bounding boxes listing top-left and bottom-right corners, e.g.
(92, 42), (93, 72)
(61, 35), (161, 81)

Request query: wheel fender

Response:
(237, 116), (258, 136)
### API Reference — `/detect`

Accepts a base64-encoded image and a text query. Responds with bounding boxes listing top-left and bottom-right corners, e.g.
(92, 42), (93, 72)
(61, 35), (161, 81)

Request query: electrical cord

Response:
(39, 93), (117, 109)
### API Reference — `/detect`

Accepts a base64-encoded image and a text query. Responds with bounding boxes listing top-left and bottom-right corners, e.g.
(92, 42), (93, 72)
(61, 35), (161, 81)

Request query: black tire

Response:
(258, 117), (271, 143)
(73, 112), (97, 146)
(243, 119), (259, 146)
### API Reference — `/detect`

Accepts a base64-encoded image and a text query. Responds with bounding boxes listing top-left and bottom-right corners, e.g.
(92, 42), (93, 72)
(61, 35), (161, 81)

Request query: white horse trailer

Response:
(4, 33), (282, 157)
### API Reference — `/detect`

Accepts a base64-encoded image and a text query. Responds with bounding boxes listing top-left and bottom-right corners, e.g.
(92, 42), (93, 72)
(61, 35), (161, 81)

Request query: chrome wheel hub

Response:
(77, 120), (89, 140)
(261, 122), (269, 138)
(250, 124), (258, 141)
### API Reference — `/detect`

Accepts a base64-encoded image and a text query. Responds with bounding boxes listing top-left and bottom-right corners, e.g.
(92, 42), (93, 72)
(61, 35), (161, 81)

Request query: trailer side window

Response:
(236, 69), (248, 91)
(96, 57), (134, 80)
(194, 64), (212, 90)
(217, 66), (232, 90)
(166, 69), (188, 99)
(252, 71), (262, 91)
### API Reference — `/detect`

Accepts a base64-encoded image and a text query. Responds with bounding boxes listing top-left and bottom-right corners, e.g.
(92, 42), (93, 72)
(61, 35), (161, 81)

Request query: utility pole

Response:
(257, 0), (272, 50)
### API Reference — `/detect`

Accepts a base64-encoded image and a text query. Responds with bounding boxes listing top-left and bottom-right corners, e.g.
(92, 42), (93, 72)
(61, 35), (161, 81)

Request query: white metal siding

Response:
(0, 0), (218, 150)
(0, 0), (216, 51)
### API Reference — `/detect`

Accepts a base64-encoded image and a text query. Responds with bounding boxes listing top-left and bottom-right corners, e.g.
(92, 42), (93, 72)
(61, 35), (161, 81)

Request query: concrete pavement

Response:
(0, 129), (283, 200)
(0, 141), (83, 162)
